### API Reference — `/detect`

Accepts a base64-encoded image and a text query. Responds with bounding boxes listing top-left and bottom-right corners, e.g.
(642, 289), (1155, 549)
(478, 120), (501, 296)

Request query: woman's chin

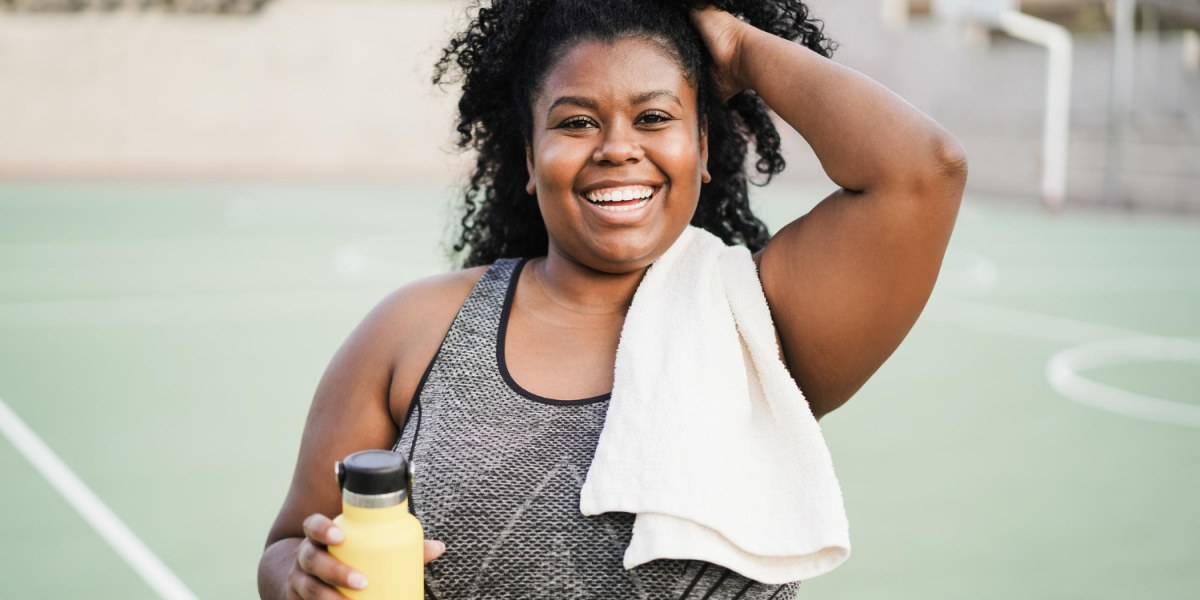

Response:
(564, 224), (685, 274)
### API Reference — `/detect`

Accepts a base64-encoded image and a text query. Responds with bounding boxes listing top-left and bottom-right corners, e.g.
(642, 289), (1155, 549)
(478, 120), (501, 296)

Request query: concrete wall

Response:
(1, 0), (1197, 209)
(0, 0), (471, 181)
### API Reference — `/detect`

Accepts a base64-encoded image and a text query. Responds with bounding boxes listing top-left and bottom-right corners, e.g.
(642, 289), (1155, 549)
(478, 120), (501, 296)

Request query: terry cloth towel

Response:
(578, 225), (851, 585)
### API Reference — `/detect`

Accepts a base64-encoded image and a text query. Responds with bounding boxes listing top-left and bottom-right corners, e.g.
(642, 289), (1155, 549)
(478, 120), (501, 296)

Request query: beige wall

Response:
(3, 0), (1196, 210)
(0, 0), (471, 180)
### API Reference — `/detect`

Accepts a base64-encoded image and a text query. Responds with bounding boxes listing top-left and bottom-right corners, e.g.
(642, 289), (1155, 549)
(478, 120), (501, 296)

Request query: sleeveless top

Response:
(393, 258), (803, 600)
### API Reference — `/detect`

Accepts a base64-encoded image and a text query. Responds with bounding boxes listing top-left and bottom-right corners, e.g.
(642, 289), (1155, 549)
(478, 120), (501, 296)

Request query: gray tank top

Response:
(393, 258), (802, 599)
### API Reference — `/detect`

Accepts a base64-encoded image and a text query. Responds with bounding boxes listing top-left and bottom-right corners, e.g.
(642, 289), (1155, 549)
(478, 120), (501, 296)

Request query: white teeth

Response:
(591, 198), (651, 212)
(584, 185), (655, 203)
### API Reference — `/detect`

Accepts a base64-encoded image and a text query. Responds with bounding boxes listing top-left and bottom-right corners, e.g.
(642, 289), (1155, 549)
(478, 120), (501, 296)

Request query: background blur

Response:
(1, 0), (1197, 598)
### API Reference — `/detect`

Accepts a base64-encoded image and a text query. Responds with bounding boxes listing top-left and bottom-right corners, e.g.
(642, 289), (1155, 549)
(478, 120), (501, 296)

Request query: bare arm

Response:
(256, 287), (404, 599)
(693, 7), (968, 420)
(257, 268), (485, 598)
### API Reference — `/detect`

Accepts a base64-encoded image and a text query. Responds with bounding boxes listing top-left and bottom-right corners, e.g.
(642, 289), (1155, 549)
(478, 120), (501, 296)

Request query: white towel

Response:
(578, 225), (851, 585)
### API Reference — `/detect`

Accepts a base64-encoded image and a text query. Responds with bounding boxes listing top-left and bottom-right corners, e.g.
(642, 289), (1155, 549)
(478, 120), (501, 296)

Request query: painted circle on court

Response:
(1045, 337), (1200, 429)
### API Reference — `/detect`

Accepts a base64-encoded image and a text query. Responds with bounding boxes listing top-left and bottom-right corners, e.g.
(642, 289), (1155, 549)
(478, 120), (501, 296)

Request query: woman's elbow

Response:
(934, 134), (969, 187)
(902, 133), (968, 202)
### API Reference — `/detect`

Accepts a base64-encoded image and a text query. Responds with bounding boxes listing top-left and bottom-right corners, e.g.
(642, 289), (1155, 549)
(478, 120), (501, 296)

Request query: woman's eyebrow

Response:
(546, 96), (598, 119)
(630, 89), (682, 107)
(545, 90), (683, 120)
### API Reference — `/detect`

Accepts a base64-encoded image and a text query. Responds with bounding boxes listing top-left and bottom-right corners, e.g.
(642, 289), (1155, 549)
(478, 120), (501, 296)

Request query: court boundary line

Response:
(0, 396), (198, 600)
(1046, 338), (1200, 429)
(934, 299), (1200, 429)
(930, 298), (1146, 344)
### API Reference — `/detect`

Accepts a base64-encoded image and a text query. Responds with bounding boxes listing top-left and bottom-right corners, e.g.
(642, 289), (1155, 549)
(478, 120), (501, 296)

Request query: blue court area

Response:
(0, 181), (1197, 598)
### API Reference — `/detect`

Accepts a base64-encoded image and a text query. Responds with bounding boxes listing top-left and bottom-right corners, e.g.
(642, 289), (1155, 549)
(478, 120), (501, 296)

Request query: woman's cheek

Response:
(657, 133), (704, 177)
(535, 141), (587, 198)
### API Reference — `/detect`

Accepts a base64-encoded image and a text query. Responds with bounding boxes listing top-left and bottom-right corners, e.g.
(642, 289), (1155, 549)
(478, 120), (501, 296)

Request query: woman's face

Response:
(526, 36), (709, 274)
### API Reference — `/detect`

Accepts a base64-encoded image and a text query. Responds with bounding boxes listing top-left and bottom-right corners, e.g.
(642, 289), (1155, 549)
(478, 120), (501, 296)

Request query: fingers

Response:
(296, 537), (367, 589)
(688, 3), (723, 24)
(424, 539), (447, 564)
(296, 512), (445, 595)
(288, 570), (351, 600)
(301, 514), (344, 548)
(289, 543), (354, 600)
(297, 514), (365, 594)
(291, 539), (443, 596)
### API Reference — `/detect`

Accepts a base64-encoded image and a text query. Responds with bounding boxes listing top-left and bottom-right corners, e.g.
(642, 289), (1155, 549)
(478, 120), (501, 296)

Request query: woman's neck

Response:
(526, 248), (647, 318)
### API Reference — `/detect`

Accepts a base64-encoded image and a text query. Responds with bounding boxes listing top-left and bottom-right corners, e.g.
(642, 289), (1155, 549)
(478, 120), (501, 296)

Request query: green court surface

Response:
(1, 181), (1197, 599)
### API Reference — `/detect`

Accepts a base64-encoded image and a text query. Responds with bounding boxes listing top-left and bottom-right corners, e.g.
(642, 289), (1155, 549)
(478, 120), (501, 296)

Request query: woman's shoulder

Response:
(377, 264), (492, 325)
(370, 265), (493, 426)
(338, 264), (492, 377)
(372, 264), (492, 362)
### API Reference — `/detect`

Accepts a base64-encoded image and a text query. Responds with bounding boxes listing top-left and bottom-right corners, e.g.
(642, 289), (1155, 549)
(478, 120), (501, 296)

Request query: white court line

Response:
(1046, 338), (1200, 429)
(962, 252), (998, 294)
(928, 298), (1147, 345)
(930, 299), (1200, 429)
(0, 397), (198, 600)
(0, 288), (381, 327)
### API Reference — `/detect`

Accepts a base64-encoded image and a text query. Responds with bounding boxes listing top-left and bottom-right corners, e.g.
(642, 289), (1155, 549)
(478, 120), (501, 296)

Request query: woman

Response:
(258, 0), (966, 598)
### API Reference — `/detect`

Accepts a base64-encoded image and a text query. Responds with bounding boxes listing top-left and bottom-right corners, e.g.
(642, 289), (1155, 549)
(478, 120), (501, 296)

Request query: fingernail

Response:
(348, 572), (368, 590)
(327, 527), (345, 544)
(434, 540), (446, 553)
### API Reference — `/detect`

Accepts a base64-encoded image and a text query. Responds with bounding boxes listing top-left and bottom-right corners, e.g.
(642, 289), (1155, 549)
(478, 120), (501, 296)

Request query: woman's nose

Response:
(592, 124), (644, 165)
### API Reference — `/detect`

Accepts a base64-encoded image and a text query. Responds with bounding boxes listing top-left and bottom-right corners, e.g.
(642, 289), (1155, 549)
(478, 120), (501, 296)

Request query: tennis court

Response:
(1, 181), (1197, 599)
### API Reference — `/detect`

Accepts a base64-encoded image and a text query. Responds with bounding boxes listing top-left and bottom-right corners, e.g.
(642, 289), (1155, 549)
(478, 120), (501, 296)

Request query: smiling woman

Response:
(258, 0), (967, 598)
(527, 37), (708, 272)
(441, 0), (830, 272)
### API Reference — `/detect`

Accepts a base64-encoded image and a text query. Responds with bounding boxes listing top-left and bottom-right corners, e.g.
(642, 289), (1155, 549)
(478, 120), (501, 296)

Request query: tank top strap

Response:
(406, 257), (524, 414)
(443, 257), (522, 350)
(395, 257), (523, 484)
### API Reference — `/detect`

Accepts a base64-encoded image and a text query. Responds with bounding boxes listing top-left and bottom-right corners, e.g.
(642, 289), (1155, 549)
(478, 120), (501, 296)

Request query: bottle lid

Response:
(337, 450), (410, 496)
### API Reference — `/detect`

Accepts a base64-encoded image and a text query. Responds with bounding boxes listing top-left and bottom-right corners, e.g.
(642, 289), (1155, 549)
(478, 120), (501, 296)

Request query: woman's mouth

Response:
(582, 184), (658, 212)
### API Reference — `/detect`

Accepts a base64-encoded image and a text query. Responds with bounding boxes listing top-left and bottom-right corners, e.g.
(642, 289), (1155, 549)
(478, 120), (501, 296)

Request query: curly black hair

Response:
(435, 0), (836, 267)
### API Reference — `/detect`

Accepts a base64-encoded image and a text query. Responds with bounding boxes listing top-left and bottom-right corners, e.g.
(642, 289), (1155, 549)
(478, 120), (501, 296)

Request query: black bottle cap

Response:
(337, 450), (409, 496)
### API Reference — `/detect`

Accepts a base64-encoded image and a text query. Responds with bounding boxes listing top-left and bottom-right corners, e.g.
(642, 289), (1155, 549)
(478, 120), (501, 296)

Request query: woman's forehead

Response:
(533, 37), (697, 114)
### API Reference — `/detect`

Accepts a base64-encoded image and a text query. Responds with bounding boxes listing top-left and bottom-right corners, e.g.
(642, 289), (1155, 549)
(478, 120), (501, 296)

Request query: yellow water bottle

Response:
(329, 450), (424, 600)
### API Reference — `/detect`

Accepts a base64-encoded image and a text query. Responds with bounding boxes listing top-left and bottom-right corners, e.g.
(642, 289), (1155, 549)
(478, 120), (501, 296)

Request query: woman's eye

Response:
(558, 117), (596, 129)
(638, 111), (673, 125)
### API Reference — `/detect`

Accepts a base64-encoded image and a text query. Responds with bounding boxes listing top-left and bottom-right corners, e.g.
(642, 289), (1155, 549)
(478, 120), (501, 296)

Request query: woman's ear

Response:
(525, 141), (537, 195)
(699, 119), (712, 184)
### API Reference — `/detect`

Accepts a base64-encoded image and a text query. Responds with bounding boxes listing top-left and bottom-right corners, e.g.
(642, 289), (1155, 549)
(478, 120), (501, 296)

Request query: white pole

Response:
(1104, 0), (1137, 206)
(882, 0), (910, 32)
(998, 10), (1073, 210)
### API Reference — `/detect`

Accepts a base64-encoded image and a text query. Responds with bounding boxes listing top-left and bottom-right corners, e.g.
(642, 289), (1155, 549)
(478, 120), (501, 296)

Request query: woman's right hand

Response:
(287, 513), (446, 599)
(689, 4), (755, 102)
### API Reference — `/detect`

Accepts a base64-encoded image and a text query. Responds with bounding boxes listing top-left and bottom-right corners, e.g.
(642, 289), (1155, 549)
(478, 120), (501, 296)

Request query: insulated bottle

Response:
(329, 450), (424, 600)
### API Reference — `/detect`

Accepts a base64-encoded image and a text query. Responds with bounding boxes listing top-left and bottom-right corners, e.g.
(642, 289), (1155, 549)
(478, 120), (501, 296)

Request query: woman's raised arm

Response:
(692, 6), (969, 420)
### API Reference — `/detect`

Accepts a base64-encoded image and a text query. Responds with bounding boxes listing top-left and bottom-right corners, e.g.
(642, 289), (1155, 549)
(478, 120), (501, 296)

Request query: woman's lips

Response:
(581, 184), (660, 213)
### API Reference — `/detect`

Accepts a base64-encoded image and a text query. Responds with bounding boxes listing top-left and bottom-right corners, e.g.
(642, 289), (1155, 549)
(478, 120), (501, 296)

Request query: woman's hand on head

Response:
(287, 513), (446, 599)
(689, 4), (753, 102)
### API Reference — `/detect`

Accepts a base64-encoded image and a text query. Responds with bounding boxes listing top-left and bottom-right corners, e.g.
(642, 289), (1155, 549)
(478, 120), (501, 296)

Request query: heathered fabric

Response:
(393, 258), (802, 600)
